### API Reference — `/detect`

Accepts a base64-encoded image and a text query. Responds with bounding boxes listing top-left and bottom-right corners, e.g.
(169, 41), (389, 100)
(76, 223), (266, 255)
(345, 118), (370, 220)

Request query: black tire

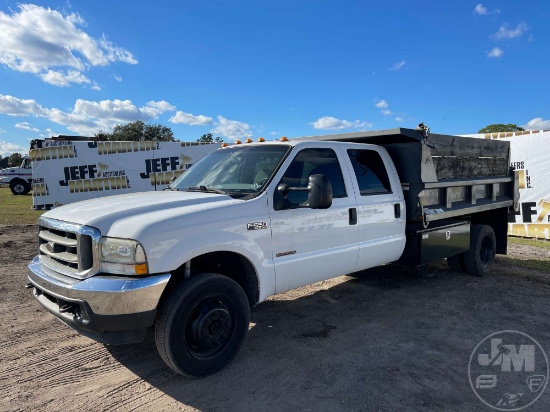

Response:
(10, 179), (31, 195)
(155, 273), (250, 377)
(464, 224), (496, 276)
(447, 253), (466, 272)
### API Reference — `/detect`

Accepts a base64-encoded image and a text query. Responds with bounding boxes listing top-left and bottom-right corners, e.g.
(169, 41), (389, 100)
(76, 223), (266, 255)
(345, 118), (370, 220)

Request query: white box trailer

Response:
(464, 130), (550, 239)
(30, 139), (219, 209)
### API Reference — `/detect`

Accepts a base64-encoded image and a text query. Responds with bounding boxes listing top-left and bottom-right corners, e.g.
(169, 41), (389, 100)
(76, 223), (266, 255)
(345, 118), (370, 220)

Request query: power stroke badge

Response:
(469, 330), (548, 411)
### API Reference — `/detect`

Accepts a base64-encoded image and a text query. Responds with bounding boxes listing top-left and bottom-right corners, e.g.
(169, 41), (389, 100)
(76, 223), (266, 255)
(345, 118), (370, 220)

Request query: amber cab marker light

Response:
(245, 138), (253, 143)
(257, 137), (265, 142)
(235, 140), (242, 144)
(280, 136), (288, 142)
(221, 143), (229, 148)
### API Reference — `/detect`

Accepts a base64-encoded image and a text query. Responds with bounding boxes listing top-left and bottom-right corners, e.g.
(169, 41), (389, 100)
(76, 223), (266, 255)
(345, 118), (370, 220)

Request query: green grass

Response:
(508, 236), (550, 250)
(0, 188), (44, 225)
(500, 256), (550, 272)
(505, 236), (550, 271)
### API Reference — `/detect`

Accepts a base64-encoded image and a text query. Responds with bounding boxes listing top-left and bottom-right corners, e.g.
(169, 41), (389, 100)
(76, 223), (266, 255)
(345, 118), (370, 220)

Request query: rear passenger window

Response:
(347, 149), (392, 195)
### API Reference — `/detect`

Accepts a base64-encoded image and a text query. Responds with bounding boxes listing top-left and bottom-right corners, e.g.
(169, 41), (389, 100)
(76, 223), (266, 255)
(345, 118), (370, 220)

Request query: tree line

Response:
(0, 153), (23, 168)
(94, 120), (223, 143)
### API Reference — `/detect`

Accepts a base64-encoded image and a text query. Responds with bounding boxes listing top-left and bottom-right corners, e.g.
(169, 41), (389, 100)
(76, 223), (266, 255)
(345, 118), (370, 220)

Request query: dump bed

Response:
(294, 127), (519, 224)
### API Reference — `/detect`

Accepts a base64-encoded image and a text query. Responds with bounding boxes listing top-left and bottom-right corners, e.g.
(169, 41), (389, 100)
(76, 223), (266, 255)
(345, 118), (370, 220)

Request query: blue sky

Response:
(0, 1), (549, 155)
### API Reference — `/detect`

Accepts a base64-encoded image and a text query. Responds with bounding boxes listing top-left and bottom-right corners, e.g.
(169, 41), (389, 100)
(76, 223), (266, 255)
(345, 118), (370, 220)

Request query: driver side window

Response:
(279, 148), (346, 206)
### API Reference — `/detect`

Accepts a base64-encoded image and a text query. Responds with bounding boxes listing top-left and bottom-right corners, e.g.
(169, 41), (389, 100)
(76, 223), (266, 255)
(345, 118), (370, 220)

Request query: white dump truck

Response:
(27, 126), (519, 377)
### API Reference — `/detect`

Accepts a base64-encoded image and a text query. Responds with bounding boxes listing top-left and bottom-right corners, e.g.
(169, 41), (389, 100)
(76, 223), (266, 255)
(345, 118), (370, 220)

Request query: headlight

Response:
(99, 237), (148, 275)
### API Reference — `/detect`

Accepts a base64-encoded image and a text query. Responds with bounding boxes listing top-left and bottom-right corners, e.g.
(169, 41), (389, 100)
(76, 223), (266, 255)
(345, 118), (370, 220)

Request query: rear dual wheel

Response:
(447, 224), (496, 276)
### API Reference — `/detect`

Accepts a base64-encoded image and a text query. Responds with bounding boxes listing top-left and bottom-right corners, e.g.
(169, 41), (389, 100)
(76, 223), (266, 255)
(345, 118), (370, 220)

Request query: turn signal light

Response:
(134, 263), (148, 275)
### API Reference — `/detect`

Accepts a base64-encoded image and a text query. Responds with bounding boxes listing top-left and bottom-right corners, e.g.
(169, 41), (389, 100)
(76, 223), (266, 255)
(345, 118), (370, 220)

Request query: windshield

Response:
(171, 144), (291, 199)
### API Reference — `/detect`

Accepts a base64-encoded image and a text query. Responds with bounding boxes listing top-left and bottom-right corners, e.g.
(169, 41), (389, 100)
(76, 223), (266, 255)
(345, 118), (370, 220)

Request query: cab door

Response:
(344, 145), (406, 269)
(267, 144), (359, 293)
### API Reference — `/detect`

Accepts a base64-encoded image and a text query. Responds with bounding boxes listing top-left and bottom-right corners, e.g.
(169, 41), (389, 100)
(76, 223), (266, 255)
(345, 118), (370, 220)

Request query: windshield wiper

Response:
(187, 186), (227, 195)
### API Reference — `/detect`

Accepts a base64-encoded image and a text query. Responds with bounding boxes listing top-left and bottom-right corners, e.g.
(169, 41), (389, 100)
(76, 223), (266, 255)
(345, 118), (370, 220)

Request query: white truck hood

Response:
(43, 191), (240, 236)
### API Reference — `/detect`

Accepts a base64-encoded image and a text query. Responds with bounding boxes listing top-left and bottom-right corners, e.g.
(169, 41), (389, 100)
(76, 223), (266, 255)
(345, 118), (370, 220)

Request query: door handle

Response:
(394, 203), (401, 219)
(349, 208), (357, 225)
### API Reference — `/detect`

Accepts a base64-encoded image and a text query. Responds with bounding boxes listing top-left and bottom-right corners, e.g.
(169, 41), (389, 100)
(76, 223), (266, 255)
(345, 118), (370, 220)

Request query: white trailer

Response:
(30, 139), (219, 209)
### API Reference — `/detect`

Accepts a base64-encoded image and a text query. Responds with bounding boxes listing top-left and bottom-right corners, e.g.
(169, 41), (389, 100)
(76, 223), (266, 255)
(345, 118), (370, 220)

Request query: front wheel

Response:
(464, 224), (496, 276)
(155, 273), (250, 377)
(10, 179), (31, 195)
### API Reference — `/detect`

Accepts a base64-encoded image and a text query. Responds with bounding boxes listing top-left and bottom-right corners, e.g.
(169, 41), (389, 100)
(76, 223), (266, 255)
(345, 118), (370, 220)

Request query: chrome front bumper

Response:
(28, 256), (171, 344)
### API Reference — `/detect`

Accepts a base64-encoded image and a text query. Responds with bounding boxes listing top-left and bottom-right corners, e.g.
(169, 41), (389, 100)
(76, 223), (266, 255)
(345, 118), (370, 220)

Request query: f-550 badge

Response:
(247, 222), (268, 230)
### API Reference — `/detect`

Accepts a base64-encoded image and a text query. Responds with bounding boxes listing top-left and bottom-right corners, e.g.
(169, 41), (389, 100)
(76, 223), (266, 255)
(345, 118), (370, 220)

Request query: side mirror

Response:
(274, 174), (332, 210)
(307, 174), (332, 209)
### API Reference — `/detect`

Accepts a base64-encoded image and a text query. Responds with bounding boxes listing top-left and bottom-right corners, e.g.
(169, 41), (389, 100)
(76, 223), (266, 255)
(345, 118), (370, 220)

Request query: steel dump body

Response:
(294, 127), (518, 225)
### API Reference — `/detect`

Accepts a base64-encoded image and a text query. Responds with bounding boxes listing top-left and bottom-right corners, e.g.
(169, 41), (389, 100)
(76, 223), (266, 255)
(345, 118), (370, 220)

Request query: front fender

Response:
(138, 199), (275, 301)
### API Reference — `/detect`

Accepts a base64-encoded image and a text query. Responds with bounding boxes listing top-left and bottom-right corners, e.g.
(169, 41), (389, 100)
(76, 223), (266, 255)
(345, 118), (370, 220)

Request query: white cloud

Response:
(375, 100), (389, 109)
(15, 122), (40, 132)
(39, 128), (57, 138)
(270, 131), (278, 135)
(474, 4), (488, 15)
(311, 116), (371, 130)
(0, 129), (5, 133)
(91, 83), (102, 91)
(522, 118), (550, 130)
(0, 93), (176, 135)
(71, 99), (175, 126)
(211, 116), (253, 141)
(375, 100), (391, 115)
(139, 101), (176, 120)
(0, 94), (49, 116)
(389, 60), (406, 71)
(488, 47), (503, 58)
(39, 69), (91, 87)
(169, 111), (213, 126)
(114, 75), (123, 82)
(494, 22), (529, 40)
(474, 4), (500, 15)
(0, 140), (27, 156)
(0, 4), (137, 86)
(395, 117), (404, 123)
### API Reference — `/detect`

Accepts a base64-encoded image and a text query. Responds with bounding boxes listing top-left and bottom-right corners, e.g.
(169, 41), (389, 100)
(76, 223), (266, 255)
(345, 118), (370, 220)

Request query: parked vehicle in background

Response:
(27, 126), (519, 377)
(0, 156), (32, 195)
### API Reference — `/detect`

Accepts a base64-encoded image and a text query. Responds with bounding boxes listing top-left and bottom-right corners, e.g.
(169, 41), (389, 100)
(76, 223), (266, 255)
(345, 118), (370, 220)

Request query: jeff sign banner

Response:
(31, 140), (219, 210)
(465, 130), (550, 239)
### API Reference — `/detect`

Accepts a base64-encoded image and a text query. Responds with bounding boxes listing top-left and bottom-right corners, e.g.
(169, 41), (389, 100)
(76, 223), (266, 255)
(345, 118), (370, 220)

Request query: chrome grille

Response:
(37, 217), (100, 279)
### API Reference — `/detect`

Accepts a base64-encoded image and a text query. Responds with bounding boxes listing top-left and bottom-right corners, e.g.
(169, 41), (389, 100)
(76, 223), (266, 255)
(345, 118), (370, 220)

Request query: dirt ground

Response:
(1, 225), (550, 411)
